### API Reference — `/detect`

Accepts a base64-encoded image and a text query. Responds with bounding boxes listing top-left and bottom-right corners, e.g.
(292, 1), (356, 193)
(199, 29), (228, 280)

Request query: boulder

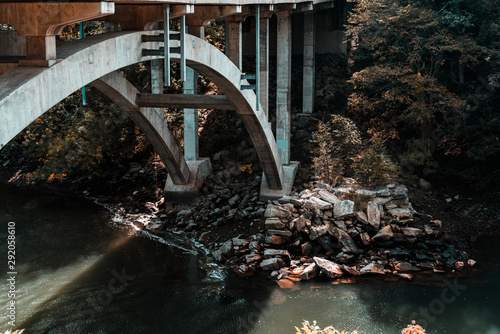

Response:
(359, 263), (385, 275)
(310, 225), (328, 240)
(313, 257), (343, 278)
(341, 265), (361, 276)
(318, 190), (341, 204)
(366, 201), (381, 229)
(334, 200), (356, 219)
(232, 238), (249, 248)
(389, 208), (413, 220)
(277, 278), (296, 289)
(372, 226), (394, 242)
(328, 226), (360, 254)
(300, 263), (318, 280)
(265, 218), (285, 230)
(393, 261), (413, 272)
(304, 197), (333, 210)
(301, 242), (313, 256)
(260, 258), (286, 271)
(264, 249), (291, 264)
(355, 211), (369, 225)
(220, 240), (233, 256)
(292, 215), (309, 232)
(402, 227), (421, 238)
(245, 253), (262, 264)
(264, 204), (291, 219)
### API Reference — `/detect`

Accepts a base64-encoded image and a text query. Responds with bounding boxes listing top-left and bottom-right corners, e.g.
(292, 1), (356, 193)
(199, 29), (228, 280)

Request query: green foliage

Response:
(5, 90), (146, 182)
(348, 64), (465, 155)
(310, 115), (362, 185)
(354, 138), (400, 184)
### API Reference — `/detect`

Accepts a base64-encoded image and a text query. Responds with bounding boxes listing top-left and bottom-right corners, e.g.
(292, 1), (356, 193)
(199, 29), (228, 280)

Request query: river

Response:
(0, 184), (499, 334)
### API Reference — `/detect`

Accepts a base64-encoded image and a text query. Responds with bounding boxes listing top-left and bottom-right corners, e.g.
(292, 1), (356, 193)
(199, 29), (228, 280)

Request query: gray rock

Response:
(334, 200), (356, 219)
(263, 249), (291, 263)
(318, 190), (341, 204)
(388, 208), (413, 220)
(355, 211), (369, 225)
(374, 186), (391, 197)
(391, 184), (408, 199)
(301, 242), (313, 255)
(220, 240), (233, 256)
(304, 197), (333, 210)
(313, 257), (343, 278)
(402, 227), (421, 238)
(373, 197), (393, 205)
(292, 215), (310, 232)
(419, 178), (433, 190)
(266, 229), (292, 237)
(265, 218), (285, 230)
(367, 201), (381, 229)
(260, 258), (286, 271)
(228, 194), (240, 206)
(372, 225), (394, 242)
(309, 225), (328, 240)
(341, 265), (361, 276)
(329, 226), (360, 254)
(264, 204), (291, 219)
(355, 189), (377, 197)
(245, 253), (262, 264)
(360, 263), (385, 275)
(334, 220), (347, 231)
(232, 238), (249, 248)
(300, 263), (319, 280)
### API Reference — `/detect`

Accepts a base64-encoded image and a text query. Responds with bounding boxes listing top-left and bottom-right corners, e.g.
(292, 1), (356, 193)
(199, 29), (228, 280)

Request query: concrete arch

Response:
(0, 30), (284, 190)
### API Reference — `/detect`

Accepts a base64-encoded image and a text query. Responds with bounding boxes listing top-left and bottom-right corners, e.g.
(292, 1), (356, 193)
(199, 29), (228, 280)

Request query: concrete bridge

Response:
(0, 0), (345, 200)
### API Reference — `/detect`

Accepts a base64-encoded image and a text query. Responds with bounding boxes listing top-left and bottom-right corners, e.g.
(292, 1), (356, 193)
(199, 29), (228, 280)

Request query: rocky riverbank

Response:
(114, 161), (475, 287)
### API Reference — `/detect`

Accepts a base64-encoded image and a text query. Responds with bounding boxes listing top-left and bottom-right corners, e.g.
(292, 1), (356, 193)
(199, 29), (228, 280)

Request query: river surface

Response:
(0, 184), (499, 334)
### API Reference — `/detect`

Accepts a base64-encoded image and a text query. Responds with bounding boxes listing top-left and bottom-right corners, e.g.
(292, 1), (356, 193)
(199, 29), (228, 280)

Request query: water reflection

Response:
(1, 185), (499, 334)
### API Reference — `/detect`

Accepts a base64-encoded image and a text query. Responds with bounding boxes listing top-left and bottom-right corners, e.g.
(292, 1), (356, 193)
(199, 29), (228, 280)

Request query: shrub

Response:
(353, 138), (399, 185)
(309, 115), (362, 185)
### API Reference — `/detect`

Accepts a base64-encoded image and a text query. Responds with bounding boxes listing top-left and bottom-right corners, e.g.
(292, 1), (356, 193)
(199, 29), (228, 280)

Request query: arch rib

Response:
(0, 30), (285, 192)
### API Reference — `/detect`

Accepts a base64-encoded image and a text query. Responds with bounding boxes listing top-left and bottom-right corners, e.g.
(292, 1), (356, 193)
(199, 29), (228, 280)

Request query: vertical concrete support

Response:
(226, 20), (242, 70)
(183, 25), (204, 162)
(303, 11), (315, 114)
(276, 11), (292, 165)
(151, 59), (163, 118)
(259, 15), (270, 118)
(25, 36), (56, 60)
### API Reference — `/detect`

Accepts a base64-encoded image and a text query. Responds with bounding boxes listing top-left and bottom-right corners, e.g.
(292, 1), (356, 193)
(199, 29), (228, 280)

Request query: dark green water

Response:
(0, 184), (499, 334)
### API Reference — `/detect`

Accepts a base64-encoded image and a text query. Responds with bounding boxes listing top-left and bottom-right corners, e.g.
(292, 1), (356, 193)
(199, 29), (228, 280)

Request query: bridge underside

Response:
(0, 0), (342, 201)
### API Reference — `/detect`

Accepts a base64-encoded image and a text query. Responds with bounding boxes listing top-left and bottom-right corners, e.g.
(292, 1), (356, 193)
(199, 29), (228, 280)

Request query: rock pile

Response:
(208, 183), (474, 284)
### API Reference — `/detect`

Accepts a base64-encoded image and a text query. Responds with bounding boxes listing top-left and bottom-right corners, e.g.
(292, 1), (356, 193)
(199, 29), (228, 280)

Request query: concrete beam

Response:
(0, 2), (115, 36)
(92, 71), (191, 185)
(302, 11), (315, 114)
(136, 93), (234, 110)
(185, 5), (242, 26)
(276, 10), (292, 165)
(106, 4), (194, 30)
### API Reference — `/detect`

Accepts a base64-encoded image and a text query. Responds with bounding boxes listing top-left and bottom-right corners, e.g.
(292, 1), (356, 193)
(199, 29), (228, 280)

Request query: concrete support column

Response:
(151, 59), (163, 119)
(259, 15), (270, 119)
(25, 36), (56, 60)
(302, 12), (315, 114)
(225, 20), (242, 70)
(183, 25), (203, 161)
(276, 11), (292, 165)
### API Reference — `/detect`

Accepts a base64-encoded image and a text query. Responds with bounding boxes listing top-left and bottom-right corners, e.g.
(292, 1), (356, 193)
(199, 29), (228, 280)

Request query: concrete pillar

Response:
(276, 11), (292, 165)
(225, 20), (242, 70)
(25, 36), (56, 60)
(183, 25), (204, 161)
(259, 15), (270, 119)
(302, 12), (315, 114)
(151, 59), (164, 120)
